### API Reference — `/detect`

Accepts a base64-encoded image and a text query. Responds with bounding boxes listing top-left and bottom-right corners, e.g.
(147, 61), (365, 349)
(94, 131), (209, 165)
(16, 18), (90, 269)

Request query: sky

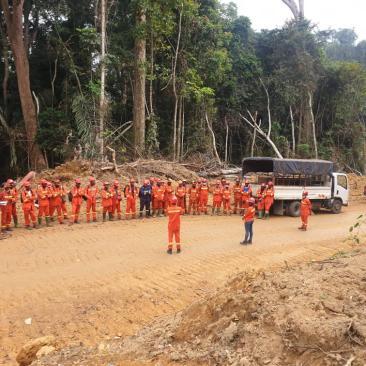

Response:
(223, 0), (366, 41)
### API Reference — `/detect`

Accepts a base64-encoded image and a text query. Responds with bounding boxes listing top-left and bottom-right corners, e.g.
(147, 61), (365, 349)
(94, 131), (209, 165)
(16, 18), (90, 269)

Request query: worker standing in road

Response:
(222, 184), (232, 215)
(85, 177), (99, 223)
(8, 179), (18, 227)
(188, 181), (199, 215)
(241, 197), (256, 245)
(199, 179), (209, 214)
(299, 191), (312, 231)
(139, 179), (152, 218)
(50, 180), (64, 224)
(125, 178), (138, 219)
(233, 178), (242, 214)
(256, 183), (266, 219)
(176, 181), (186, 213)
(21, 182), (37, 229)
(241, 179), (252, 210)
(164, 179), (174, 210)
(112, 180), (123, 220)
(166, 195), (184, 255)
(101, 182), (113, 221)
(0, 184), (6, 233)
(152, 180), (165, 217)
(264, 181), (275, 219)
(2, 183), (14, 231)
(212, 180), (223, 215)
(69, 178), (84, 224)
(37, 179), (51, 226)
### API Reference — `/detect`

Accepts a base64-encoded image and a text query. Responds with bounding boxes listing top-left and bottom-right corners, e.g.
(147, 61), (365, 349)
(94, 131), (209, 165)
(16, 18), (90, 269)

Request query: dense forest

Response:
(0, 0), (366, 180)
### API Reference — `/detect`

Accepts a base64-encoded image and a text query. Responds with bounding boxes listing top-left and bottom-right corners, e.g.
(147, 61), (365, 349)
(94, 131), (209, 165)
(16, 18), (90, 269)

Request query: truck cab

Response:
(331, 173), (349, 211)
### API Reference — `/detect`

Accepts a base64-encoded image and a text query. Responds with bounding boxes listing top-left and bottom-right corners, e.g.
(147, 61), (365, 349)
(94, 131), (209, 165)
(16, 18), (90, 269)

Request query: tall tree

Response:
(133, 3), (146, 157)
(0, 0), (45, 169)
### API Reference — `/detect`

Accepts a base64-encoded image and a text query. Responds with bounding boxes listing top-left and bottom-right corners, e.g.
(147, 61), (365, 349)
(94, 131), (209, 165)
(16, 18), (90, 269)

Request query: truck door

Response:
(333, 173), (349, 205)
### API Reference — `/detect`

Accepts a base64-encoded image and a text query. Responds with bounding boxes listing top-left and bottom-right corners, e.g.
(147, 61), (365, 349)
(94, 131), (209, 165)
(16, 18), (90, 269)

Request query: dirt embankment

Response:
(349, 174), (366, 202)
(33, 247), (366, 366)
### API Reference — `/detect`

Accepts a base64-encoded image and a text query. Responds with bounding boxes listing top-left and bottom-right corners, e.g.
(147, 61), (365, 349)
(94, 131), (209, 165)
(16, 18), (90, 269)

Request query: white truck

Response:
(242, 157), (349, 217)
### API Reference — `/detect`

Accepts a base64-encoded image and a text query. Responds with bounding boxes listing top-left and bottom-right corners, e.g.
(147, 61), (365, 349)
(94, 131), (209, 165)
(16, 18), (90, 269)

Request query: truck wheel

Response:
(287, 201), (301, 217)
(331, 199), (342, 214)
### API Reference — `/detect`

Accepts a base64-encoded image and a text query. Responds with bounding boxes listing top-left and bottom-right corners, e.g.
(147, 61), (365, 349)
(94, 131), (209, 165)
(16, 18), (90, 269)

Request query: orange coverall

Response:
(37, 186), (51, 222)
(212, 187), (223, 210)
(101, 188), (113, 217)
(60, 184), (68, 219)
(199, 185), (209, 214)
(176, 186), (186, 212)
(22, 190), (37, 227)
(300, 198), (312, 229)
(264, 187), (275, 216)
(70, 187), (84, 223)
(10, 187), (18, 226)
(188, 187), (199, 214)
(167, 205), (184, 251)
(1, 190), (13, 230)
(125, 184), (138, 218)
(233, 184), (242, 214)
(49, 186), (64, 223)
(241, 186), (252, 209)
(222, 187), (232, 214)
(111, 186), (122, 219)
(0, 191), (5, 231)
(164, 184), (174, 209)
(152, 185), (165, 214)
(85, 185), (99, 222)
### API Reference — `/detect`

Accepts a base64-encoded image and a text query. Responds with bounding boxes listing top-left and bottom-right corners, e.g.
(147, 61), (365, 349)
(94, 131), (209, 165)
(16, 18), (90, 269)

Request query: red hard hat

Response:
(89, 176), (95, 182)
(114, 180), (119, 186)
(303, 191), (308, 196)
(171, 195), (178, 204)
(7, 179), (14, 184)
(23, 181), (30, 188)
(261, 183), (266, 187)
(268, 181), (273, 186)
(75, 178), (81, 184)
(47, 182), (53, 187)
(249, 198), (255, 204)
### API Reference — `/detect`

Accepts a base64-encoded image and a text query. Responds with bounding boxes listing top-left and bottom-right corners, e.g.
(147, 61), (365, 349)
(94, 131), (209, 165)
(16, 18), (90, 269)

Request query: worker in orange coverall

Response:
(256, 183), (266, 219)
(299, 191), (312, 231)
(125, 179), (138, 219)
(1, 183), (14, 231)
(101, 182), (113, 221)
(85, 177), (99, 223)
(264, 181), (275, 219)
(164, 179), (174, 210)
(0, 184), (6, 232)
(7, 179), (18, 227)
(212, 180), (223, 215)
(69, 178), (84, 224)
(199, 179), (209, 214)
(176, 181), (186, 213)
(241, 179), (252, 210)
(21, 181), (37, 229)
(152, 180), (165, 217)
(233, 178), (242, 214)
(240, 197), (256, 245)
(188, 181), (199, 215)
(37, 179), (51, 226)
(222, 184), (232, 215)
(112, 180), (123, 220)
(59, 182), (69, 220)
(49, 180), (64, 224)
(166, 195), (184, 255)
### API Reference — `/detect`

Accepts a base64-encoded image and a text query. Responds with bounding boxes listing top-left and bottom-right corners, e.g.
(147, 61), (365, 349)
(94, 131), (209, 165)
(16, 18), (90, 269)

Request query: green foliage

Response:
(349, 214), (366, 244)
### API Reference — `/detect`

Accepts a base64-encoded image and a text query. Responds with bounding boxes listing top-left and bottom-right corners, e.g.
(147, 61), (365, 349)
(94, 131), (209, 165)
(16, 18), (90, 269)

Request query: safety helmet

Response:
(303, 191), (308, 196)
(178, 180), (182, 185)
(249, 198), (255, 204)
(7, 179), (14, 185)
(171, 195), (178, 204)
(261, 183), (266, 188)
(89, 176), (95, 182)
(75, 178), (81, 184)
(216, 180), (220, 185)
(104, 181), (110, 186)
(24, 181), (31, 188)
(47, 182), (53, 188)
(268, 181), (273, 186)
(245, 179), (250, 184)
(114, 180), (119, 186)
(130, 178), (135, 184)
(41, 179), (47, 185)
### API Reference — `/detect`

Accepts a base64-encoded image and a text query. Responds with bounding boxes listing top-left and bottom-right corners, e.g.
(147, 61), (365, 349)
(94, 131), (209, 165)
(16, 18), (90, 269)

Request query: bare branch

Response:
(281, 0), (299, 19)
(205, 112), (221, 165)
(259, 77), (272, 138)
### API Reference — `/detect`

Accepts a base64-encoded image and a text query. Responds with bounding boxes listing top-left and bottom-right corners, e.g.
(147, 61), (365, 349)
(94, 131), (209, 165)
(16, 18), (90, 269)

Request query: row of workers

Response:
(0, 177), (276, 231)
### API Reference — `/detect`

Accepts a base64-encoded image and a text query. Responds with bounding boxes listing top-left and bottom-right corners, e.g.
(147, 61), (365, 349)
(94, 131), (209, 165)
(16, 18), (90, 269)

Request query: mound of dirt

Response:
(33, 248), (366, 366)
(349, 174), (366, 202)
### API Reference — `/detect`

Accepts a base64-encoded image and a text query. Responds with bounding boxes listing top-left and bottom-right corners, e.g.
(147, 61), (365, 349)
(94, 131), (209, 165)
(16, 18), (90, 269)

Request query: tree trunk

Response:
(224, 116), (229, 165)
(149, 30), (154, 117)
(177, 96), (182, 160)
(133, 6), (146, 157)
(99, 0), (106, 159)
(205, 112), (221, 165)
(290, 105), (296, 156)
(181, 99), (185, 160)
(308, 91), (318, 159)
(0, 0), (45, 169)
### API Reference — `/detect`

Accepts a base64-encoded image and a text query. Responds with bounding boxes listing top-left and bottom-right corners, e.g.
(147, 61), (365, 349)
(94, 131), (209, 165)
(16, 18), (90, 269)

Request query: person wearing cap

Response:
(49, 180), (64, 224)
(233, 178), (242, 215)
(264, 181), (275, 219)
(101, 182), (113, 221)
(59, 181), (69, 220)
(164, 179), (174, 211)
(299, 191), (312, 231)
(21, 182), (37, 229)
(37, 179), (52, 226)
(188, 181), (199, 215)
(69, 179), (84, 224)
(124, 178), (138, 219)
(7, 179), (19, 227)
(222, 184), (232, 215)
(176, 181), (186, 214)
(198, 179), (209, 214)
(241, 197), (256, 245)
(139, 179), (152, 218)
(85, 177), (99, 222)
(1, 183), (14, 231)
(112, 180), (123, 220)
(212, 180), (223, 215)
(256, 183), (266, 219)
(241, 179), (253, 211)
(152, 180), (165, 217)
(166, 195), (184, 254)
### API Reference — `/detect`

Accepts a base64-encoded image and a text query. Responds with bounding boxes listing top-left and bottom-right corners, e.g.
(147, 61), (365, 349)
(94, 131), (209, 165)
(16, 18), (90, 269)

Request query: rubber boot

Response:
(158, 209), (164, 217)
(33, 222), (37, 229)
(14, 216), (18, 228)
(38, 217), (42, 225)
(211, 207), (215, 216)
(264, 212), (269, 219)
(109, 212), (113, 221)
(217, 208), (221, 216)
(167, 248), (173, 255)
(46, 217), (51, 227)
(103, 213), (106, 222)
(258, 211), (263, 219)
(177, 245), (181, 254)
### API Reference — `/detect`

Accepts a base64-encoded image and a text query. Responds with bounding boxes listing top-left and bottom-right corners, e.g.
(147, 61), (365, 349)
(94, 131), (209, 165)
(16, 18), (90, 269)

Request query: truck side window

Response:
(337, 175), (347, 189)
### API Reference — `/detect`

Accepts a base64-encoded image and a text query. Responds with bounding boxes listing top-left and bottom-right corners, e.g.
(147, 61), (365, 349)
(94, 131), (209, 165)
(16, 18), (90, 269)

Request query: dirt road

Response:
(0, 204), (364, 365)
